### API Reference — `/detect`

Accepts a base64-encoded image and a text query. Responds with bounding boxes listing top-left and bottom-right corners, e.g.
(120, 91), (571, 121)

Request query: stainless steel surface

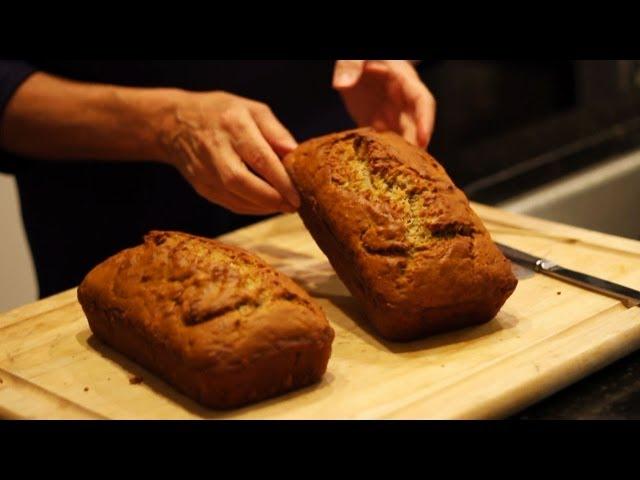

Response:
(497, 242), (640, 308)
(498, 149), (640, 241)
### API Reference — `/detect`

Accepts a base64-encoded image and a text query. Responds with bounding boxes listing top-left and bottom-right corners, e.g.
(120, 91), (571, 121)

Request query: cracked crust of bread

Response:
(77, 231), (334, 409)
(284, 128), (518, 341)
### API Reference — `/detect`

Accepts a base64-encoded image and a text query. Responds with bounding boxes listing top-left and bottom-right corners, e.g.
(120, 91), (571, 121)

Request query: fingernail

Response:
(286, 192), (301, 209)
(281, 202), (297, 213)
(419, 132), (430, 149)
(334, 72), (356, 88)
(282, 138), (298, 151)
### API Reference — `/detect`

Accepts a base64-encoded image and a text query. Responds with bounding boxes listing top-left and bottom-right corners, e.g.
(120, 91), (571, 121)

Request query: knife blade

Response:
(496, 242), (640, 308)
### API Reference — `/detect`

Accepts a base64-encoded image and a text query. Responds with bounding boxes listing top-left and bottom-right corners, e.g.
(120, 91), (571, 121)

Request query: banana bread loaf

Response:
(283, 128), (517, 341)
(77, 231), (334, 409)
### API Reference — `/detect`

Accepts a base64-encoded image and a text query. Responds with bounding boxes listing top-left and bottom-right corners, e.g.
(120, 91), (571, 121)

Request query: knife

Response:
(496, 242), (640, 308)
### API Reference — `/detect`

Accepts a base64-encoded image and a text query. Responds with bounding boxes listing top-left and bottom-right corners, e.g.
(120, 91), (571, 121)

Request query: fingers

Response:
(388, 63), (436, 148)
(167, 91), (301, 216)
(334, 60), (436, 148)
(174, 135), (288, 215)
(208, 136), (295, 213)
(193, 181), (282, 215)
(414, 89), (436, 148)
(375, 101), (402, 134)
(399, 112), (418, 146)
(219, 147), (294, 213)
(402, 82), (435, 148)
(250, 103), (298, 157)
(333, 60), (366, 89)
(225, 109), (300, 209)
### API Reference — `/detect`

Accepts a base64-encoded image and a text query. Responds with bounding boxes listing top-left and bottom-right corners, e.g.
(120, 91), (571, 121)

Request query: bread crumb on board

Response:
(0, 377), (3, 384)
(83, 386), (89, 392)
(129, 375), (144, 385)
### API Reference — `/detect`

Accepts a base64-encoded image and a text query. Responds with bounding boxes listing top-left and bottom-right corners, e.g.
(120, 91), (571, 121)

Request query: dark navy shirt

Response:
(0, 60), (356, 297)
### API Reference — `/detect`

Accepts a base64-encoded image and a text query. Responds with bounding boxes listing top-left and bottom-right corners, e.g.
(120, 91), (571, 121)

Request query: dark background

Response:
(418, 60), (640, 202)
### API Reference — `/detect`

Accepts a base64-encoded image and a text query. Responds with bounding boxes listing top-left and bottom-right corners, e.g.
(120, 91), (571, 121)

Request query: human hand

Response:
(333, 60), (436, 148)
(157, 91), (300, 215)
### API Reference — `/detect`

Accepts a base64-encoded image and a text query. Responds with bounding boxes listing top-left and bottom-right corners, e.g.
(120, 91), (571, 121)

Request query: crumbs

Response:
(129, 375), (144, 385)
(557, 291), (562, 295)
(84, 386), (89, 392)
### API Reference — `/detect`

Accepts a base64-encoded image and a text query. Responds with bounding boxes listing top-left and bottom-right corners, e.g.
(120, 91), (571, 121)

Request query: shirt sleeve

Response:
(0, 60), (37, 174)
(0, 60), (36, 120)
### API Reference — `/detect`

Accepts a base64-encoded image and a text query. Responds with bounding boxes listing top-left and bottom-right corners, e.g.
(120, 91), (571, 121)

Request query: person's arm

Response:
(0, 71), (172, 162)
(0, 70), (300, 214)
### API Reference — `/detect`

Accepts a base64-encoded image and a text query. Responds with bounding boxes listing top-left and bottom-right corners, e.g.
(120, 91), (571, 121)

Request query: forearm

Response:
(0, 72), (180, 162)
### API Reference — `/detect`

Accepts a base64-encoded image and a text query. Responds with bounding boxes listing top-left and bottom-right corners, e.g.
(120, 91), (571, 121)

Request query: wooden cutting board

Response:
(1, 203), (639, 419)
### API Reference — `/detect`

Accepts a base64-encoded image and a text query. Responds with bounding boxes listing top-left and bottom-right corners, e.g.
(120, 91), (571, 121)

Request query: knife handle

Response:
(541, 265), (640, 308)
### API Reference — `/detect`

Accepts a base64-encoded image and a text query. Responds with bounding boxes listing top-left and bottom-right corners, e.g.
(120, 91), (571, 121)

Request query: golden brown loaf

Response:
(283, 128), (517, 341)
(77, 231), (334, 409)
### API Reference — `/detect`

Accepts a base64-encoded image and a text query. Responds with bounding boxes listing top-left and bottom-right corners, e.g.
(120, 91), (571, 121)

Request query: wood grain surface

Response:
(1, 203), (639, 419)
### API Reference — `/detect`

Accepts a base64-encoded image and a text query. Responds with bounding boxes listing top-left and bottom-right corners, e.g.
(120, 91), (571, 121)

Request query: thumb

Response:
(333, 60), (366, 89)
